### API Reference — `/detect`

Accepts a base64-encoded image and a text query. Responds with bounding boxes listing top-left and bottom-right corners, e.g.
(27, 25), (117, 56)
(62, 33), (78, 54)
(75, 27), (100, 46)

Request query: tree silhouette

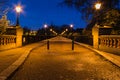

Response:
(62, 0), (120, 29)
(0, 0), (9, 15)
(62, 0), (120, 21)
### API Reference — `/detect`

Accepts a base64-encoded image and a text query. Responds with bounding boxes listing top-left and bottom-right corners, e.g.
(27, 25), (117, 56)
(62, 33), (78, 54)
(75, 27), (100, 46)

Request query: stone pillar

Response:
(92, 24), (99, 49)
(16, 26), (23, 47)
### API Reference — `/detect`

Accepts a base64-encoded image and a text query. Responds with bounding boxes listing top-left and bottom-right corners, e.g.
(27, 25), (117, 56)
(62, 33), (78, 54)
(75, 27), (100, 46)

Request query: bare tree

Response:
(0, 0), (9, 34)
(0, 0), (9, 16)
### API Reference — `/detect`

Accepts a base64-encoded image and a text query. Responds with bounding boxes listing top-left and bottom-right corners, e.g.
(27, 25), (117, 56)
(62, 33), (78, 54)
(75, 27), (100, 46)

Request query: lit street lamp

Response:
(70, 24), (74, 35)
(70, 24), (74, 50)
(95, 3), (101, 10)
(44, 24), (49, 50)
(66, 29), (68, 31)
(15, 5), (22, 26)
(70, 24), (73, 28)
(44, 24), (48, 29)
(95, 2), (101, 25)
(50, 28), (53, 32)
(44, 24), (48, 36)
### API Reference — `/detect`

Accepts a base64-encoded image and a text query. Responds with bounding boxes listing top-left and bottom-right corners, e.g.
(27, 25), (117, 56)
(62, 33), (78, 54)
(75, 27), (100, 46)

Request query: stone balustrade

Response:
(0, 35), (16, 45)
(99, 35), (120, 49)
(0, 26), (23, 50)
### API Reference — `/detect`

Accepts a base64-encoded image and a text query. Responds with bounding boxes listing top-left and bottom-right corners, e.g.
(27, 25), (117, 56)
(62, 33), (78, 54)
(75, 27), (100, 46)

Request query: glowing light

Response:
(66, 29), (68, 31)
(95, 3), (101, 10)
(50, 29), (53, 31)
(44, 24), (48, 28)
(70, 24), (73, 28)
(15, 5), (22, 13)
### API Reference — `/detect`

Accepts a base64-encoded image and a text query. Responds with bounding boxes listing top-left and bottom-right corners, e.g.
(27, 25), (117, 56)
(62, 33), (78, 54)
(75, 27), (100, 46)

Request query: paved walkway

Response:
(9, 36), (120, 80)
(75, 42), (120, 68)
(0, 37), (120, 80)
(0, 41), (46, 80)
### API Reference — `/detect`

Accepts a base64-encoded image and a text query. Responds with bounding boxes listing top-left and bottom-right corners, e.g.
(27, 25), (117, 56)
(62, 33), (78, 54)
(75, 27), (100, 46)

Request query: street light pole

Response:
(94, 2), (101, 25)
(44, 24), (47, 37)
(44, 24), (49, 50)
(16, 13), (19, 26)
(15, 5), (22, 26)
(70, 24), (74, 50)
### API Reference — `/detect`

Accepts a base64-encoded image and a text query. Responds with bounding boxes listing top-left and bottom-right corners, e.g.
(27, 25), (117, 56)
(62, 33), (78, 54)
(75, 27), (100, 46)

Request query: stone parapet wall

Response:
(99, 35), (120, 48)
(99, 35), (120, 54)
(0, 35), (16, 50)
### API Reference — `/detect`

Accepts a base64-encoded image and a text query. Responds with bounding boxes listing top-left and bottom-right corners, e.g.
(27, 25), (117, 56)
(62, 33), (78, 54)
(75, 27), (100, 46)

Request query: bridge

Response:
(0, 36), (120, 80)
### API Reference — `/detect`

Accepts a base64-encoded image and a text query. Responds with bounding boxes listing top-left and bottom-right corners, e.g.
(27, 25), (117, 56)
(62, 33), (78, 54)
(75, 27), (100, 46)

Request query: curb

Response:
(0, 41), (46, 80)
(75, 41), (120, 68)
(0, 48), (32, 80)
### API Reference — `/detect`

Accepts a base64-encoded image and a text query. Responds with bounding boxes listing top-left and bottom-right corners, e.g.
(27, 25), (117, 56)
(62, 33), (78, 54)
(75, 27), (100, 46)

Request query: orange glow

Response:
(66, 29), (68, 31)
(50, 29), (53, 31)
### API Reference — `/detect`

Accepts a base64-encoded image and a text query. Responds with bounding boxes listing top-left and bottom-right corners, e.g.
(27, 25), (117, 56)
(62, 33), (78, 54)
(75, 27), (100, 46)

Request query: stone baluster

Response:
(117, 39), (120, 48)
(105, 38), (108, 46)
(10, 38), (12, 43)
(113, 39), (117, 48)
(101, 39), (103, 45)
(107, 38), (109, 47)
(100, 39), (103, 45)
(7, 38), (9, 44)
(105, 38), (107, 46)
(9, 38), (11, 43)
(6, 38), (8, 45)
(109, 38), (113, 47)
(103, 38), (105, 46)
(4, 38), (6, 45)
(8, 38), (10, 43)
(100, 39), (102, 45)
(11, 38), (15, 43)
(2, 38), (4, 45)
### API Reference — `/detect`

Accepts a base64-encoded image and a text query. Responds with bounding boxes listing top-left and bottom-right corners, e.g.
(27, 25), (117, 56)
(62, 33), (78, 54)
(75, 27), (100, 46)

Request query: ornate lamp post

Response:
(15, 5), (22, 26)
(94, 2), (101, 25)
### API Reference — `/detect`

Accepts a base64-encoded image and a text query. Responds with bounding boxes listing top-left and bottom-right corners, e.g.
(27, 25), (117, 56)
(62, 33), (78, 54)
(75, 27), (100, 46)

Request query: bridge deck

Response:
(11, 37), (120, 80)
(8, 36), (120, 80)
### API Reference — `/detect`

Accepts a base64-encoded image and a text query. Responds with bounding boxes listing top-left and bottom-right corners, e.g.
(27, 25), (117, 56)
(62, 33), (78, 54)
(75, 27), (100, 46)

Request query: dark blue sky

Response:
(7, 0), (87, 30)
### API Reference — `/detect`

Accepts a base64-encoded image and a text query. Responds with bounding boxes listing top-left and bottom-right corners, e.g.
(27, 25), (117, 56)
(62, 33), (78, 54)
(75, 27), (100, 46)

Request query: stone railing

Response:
(0, 26), (23, 50)
(0, 35), (16, 45)
(99, 35), (120, 49)
(0, 35), (16, 50)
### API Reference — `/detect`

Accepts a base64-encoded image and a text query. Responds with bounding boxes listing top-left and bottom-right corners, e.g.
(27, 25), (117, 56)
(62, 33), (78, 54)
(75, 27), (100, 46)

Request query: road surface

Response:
(10, 36), (120, 80)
